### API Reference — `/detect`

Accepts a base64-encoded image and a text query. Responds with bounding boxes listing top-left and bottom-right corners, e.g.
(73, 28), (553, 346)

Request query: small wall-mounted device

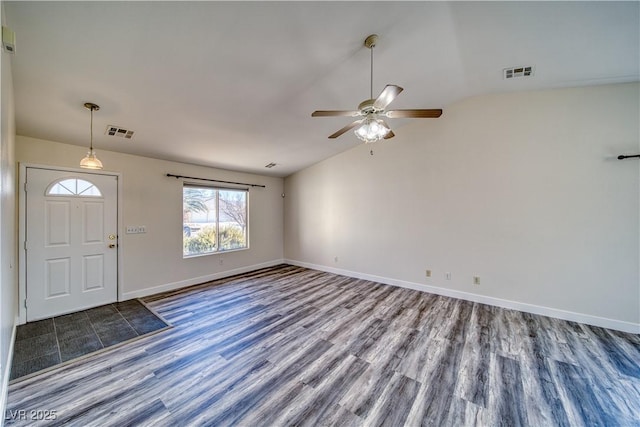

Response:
(2, 26), (16, 54)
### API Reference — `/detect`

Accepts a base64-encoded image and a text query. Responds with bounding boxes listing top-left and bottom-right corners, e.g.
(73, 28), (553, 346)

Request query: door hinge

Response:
(23, 241), (27, 251)
(24, 182), (28, 192)
(24, 299), (27, 309)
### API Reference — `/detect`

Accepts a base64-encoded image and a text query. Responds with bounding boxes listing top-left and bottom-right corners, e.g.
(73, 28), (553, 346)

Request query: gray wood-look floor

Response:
(5, 265), (640, 426)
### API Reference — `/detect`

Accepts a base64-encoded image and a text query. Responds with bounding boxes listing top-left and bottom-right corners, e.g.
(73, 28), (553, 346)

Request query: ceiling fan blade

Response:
(385, 109), (443, 118)
(312, 110), (361, 117)
(328, 120), (364, 139)
(373, 85), (403, 110)
(380, 120), (394, 139)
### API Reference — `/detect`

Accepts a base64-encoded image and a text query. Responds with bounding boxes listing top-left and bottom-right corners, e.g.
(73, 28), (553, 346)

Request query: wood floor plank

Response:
(454, 304), (491, 408)
(5, 265), (639, 426)
(362, 371), (421, 427)
(492, 355), (529, 426)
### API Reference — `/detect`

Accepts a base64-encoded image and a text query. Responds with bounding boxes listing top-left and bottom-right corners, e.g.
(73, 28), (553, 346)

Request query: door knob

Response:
(108, 244), (116, 248)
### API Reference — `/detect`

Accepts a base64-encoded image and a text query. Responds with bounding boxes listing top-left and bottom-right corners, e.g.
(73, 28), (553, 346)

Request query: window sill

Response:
(183, 246), (249, 259)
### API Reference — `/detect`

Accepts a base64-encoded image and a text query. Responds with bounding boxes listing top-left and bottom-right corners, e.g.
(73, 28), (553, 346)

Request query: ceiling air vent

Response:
(105, 125), (134, 139)
(265, 162), (277, 168)
(503, 66), (533, 79)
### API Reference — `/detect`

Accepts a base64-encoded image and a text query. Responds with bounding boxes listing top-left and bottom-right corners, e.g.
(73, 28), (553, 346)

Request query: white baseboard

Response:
(285, 259), (640, 334)
(122, 259), (286, 300)
(0, 316), (18, 427)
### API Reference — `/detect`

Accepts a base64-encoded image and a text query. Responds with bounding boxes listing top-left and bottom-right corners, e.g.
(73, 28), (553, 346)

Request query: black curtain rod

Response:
(618, 154), (640, 160)
(166, 173), (266, 188)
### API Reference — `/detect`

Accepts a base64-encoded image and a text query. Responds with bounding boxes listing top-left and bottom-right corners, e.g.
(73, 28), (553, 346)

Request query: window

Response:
(46, 178), (102, 197)
(183, 185), (248, 257)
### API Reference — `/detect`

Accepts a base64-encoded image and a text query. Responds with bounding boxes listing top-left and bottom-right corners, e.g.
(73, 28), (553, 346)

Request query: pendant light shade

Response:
(79, 149), (103, 169)
(80, 102), (103, 170)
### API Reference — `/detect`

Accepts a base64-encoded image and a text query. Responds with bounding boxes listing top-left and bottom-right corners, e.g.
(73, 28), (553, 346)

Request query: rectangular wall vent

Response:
(105, 125), (134, 139)
(265, 162), (277, 168)
(503, 66), (533, 79)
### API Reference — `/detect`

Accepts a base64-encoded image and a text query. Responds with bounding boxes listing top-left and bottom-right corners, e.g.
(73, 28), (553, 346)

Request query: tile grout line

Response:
(88, 311), (107, 350)
(116, 302), (142, 338)
(52, 317), (62, 366)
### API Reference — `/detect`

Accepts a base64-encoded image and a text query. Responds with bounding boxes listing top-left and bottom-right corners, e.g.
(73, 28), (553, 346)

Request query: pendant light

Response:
(80, 102), (103, 170)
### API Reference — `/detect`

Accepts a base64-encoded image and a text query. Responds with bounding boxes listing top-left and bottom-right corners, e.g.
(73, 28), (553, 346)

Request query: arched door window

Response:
(46, 178), (103, 197)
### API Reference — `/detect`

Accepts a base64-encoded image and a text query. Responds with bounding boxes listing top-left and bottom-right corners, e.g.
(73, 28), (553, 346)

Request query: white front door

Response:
(25, 167), (118, 321)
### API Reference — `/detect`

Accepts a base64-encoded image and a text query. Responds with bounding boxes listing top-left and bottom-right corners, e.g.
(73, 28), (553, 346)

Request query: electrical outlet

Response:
(334, 256), (339, 263)
(473, 276), (481, 285)
(425, 269), (432, 278)
(445, 272), (452, 280)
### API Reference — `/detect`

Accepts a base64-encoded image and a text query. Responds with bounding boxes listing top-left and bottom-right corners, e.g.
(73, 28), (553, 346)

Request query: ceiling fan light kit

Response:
(312, 34), (443, 144)
(355, 117), (390, 143)
(80, 102), (103, 170)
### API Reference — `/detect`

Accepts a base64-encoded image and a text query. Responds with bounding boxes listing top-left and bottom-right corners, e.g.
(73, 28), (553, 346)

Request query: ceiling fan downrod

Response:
(364, 34), (378, 101)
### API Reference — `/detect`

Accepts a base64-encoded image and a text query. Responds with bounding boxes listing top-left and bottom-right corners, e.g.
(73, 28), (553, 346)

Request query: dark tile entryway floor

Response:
(10, 300), (169, 381)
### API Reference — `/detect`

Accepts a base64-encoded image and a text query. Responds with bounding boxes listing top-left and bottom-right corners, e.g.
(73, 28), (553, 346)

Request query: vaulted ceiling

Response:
(5, 1), (639, 177)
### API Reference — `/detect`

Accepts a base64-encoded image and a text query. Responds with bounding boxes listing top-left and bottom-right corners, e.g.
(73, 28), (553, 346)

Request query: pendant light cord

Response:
(89, 107), (94, 151)
(80, 102), (102, 169)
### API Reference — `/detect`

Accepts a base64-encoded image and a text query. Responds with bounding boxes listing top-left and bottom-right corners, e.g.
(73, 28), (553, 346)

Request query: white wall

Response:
(284, 83), (640, 333)
(16, 136), (284, 304)
(0, 0), (18, 415)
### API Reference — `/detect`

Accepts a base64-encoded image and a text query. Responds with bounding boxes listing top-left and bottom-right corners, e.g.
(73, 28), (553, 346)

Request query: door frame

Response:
(18, 163), (123, 325)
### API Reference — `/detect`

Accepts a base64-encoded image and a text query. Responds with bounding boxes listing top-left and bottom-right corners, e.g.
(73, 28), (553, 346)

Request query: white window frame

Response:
(182, 184), (249, 258)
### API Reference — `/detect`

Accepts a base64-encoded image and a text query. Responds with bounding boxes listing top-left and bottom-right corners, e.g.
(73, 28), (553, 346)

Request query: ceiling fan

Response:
(312, 34), (443, 143)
